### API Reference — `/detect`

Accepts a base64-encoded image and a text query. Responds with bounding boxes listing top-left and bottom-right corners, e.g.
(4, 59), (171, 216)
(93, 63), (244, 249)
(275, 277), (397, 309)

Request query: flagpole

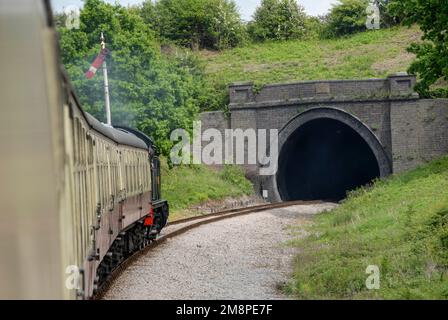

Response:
(101, 32), (112, 126)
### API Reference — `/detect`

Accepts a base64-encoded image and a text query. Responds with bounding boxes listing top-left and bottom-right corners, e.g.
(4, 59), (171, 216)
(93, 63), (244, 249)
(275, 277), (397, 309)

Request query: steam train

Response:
(0, 0), (168, 299)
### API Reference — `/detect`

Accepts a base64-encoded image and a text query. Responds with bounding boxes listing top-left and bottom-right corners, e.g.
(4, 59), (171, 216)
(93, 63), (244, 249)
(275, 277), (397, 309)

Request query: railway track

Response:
(93, 200), (324, 300)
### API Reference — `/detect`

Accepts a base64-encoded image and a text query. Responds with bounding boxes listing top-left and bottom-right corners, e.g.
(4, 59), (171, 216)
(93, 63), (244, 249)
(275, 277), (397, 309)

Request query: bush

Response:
(324, 0), (369, 38)
(149, 0), (246, 50)
(303, 15), (327, 40)
(248, 0), (307, 41)
(377, 0), (405, 28)
(220, 165), (253, 192)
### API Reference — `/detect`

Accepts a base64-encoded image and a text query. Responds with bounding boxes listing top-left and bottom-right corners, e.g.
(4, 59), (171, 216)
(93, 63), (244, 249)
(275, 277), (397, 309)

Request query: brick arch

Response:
(265, 107), (392, 202)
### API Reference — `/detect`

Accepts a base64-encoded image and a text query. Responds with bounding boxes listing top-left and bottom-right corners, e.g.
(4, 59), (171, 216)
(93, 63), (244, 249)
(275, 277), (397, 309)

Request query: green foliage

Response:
(288, 155), (448, 299)
(248, 0), (307, 41)
(324, 0), (369, 38)
(303, 15), (327, 40)
(161, 160), (254, 219)
(219, 165), (254, 191)
(138, 0), (158, 29)
(389, 0), (448, 97)
(147, 0), (246, 50)
(58, 0), (210, 157)
(208, 0), (248, 50)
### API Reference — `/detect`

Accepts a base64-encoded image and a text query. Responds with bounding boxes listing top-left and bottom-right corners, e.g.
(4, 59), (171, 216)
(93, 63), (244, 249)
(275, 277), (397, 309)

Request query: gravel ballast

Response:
(103, 203), (337, 300)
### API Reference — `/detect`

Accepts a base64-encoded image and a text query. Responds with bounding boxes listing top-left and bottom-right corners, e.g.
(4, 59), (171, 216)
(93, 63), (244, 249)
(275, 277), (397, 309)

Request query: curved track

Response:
(93, 200), (324, 300)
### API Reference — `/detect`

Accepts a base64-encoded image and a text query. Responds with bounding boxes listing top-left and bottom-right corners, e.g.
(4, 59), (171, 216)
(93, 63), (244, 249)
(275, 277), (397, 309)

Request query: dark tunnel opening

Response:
(277, 118), (380, 201)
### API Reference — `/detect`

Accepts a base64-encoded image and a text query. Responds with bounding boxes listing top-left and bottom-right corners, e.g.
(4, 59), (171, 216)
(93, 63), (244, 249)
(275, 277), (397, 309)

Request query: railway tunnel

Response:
(274, 108), (391, 202)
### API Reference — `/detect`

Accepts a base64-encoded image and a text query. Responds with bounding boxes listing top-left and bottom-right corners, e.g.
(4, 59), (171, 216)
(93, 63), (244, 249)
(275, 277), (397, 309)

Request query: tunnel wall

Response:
(201, 75), (448, 201)
(391, 98), (448, 173)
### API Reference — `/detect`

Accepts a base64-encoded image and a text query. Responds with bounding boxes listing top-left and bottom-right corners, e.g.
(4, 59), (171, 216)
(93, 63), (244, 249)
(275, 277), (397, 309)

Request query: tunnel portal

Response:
(277, 118), (381, 201)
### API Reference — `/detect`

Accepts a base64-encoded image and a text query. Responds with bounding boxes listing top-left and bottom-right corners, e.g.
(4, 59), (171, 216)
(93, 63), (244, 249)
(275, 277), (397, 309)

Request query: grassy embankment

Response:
(161, 160), (254, 220)
(200, 26), (421, 103)
(287, 156), (448, 299)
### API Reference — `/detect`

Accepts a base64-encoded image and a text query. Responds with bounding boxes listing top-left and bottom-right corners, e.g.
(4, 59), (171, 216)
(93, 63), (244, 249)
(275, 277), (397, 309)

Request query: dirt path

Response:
(103, 203), (337, 300)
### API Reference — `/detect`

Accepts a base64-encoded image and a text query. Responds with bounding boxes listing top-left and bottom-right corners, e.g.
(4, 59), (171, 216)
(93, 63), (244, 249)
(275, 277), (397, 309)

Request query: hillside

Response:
(287, 155), (448, 299)
(200, 26), (422, 106)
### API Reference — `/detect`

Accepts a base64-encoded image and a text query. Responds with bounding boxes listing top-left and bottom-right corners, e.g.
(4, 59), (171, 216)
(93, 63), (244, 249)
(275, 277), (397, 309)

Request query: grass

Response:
(199, 26), (422, 107)
(161, 160), (254, 220)
(287, 155), (448, 300)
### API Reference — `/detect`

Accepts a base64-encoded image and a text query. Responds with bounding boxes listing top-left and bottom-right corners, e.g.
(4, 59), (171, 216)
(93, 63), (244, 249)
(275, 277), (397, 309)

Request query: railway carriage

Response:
(0, 0), (168, 299)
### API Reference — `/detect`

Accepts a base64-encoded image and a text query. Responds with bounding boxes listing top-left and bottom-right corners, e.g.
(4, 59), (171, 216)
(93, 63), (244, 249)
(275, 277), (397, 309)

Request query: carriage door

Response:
(151, 156), (161, 202)
(118, 150), (125, 231)
(138, 155), (144, 219)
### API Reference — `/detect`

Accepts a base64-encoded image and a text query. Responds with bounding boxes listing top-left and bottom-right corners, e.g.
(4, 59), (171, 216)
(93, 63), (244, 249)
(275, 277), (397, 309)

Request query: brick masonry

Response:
(200, 74), (448, 201)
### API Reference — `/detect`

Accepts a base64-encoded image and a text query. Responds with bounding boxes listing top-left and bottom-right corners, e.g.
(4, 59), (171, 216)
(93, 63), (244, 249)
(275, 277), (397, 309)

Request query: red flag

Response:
(85, 49), (108, 79)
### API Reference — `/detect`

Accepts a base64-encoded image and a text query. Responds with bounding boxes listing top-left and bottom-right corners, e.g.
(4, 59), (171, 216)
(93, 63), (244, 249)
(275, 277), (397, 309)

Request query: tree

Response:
(151, 0), (245, 50)
(389, 0), (448, 97)
(248, 0), (307, 41)
(139, 0), (158, 29)
(208, 0), (247, 49)
(58, 0), (206, 156)
(324, 0), (369, 37)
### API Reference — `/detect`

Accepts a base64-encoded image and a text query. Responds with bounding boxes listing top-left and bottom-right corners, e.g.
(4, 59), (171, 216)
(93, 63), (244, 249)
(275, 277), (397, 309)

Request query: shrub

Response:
(220, 165), (253, 193)
(376, 0), (405, 28)
(248, 0), (307, 41)
(149, 0), (245, 50)
(324, 0), (369, 38)
(303, 15), (327, 40)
